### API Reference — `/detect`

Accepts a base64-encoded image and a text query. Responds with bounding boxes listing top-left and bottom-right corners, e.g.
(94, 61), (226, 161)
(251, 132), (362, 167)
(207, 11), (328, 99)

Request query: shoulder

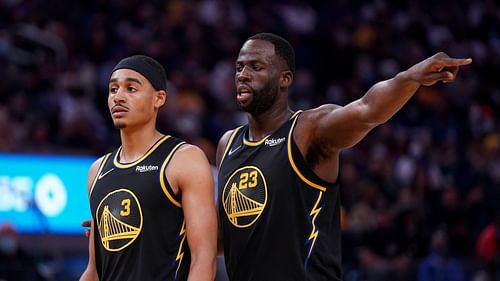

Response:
(216, 129), (237, 167)
(301, 104), (342, 120)
(292, 105), (343, 151)
(88, 155), (107, 176)
(87, 154), (110, 193)
(167, 143), (214, 190)
(169, 143), (211, 172)
(175, 143), (207, 160)
(90, 155), (108, 169)
(295, 105), (341, 131)
(218, 129), (236, 148)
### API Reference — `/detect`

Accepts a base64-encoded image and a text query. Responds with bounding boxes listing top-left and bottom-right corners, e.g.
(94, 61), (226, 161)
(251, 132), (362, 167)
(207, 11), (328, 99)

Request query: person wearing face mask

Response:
(0, 223), (45, 280)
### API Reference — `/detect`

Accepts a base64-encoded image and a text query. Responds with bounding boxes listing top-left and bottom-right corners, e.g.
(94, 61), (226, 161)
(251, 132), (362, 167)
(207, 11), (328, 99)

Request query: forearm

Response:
(80, 218), (98, 281)
(187, 252), (216, 281)
(360, 70), (421, 125)
(309, 53), (470, 149)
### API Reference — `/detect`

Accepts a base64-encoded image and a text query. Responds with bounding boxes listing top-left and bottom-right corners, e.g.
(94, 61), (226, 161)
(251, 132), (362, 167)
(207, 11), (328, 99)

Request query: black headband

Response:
(111, 55), (167, 92)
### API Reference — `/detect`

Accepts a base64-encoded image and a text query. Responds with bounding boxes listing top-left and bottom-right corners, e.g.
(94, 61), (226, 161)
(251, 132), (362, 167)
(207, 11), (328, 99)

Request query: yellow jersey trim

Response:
(218, 126), (242, 169)
(306, 191), (323, 265)
(291, 110), (302, 119)
(287, 114), (327, 192)
(243, 135), (270, 146)
(175, 221), (187, 279)
(113, 135), (171, 168)
(89, 153), (111, 196)
(159, 141), (186, 208)
(243, 112), (301, 146)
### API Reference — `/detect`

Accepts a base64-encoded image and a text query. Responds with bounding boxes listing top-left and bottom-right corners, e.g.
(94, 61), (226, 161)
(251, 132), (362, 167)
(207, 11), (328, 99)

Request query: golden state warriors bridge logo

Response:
(96, 189), (143, 251)
(222, 166), (267, 228)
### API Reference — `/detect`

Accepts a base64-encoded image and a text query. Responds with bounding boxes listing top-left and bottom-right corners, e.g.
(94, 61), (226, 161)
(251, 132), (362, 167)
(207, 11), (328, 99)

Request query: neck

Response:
(119, 127), (163, 163)
(247, 102), (292, 141)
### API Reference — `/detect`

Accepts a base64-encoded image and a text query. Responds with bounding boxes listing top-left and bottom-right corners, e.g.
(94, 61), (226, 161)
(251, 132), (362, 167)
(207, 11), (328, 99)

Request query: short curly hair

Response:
(248, 33), (295, 74)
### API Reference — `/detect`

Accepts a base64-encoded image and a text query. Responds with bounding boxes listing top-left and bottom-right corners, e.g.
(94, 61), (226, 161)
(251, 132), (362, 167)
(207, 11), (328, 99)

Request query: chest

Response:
(91, 161), (168, 215)
(222, 136), (291, 185)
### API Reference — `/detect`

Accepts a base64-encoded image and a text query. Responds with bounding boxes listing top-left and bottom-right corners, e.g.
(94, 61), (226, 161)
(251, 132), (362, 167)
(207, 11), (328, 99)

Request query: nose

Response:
(112, 87), (126, 103)
(237, 66), (251, 82)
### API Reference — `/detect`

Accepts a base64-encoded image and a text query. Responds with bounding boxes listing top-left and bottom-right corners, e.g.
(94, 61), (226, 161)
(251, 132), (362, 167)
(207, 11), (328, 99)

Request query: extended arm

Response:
(169, 145), (217, 281)
(303, 52), (472, 149)
(79, 158), (103, 281)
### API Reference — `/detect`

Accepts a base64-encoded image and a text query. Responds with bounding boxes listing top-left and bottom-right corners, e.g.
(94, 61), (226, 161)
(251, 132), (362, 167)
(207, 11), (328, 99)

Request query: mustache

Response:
(111, 103), (129, 111)
(237, 82), (253, 90)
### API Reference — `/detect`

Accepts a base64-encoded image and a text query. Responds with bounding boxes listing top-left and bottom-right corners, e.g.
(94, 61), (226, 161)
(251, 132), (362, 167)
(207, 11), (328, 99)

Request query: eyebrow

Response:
(109, 77), (143, 85)
(236, 59), (270, 66)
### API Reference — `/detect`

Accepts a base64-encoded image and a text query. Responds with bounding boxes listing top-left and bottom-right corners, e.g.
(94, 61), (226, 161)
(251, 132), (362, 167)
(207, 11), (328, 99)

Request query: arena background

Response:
(0, 0), (499, 280)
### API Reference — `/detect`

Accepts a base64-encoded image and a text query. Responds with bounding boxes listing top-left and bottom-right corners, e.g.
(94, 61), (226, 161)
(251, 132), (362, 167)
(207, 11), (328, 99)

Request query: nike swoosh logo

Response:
(228, 145), (242, 156)
(98, 168), (114, 180)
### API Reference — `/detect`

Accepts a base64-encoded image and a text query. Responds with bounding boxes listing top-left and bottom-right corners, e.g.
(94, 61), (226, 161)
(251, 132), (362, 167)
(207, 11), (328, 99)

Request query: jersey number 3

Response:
(120, 198), (131, 216)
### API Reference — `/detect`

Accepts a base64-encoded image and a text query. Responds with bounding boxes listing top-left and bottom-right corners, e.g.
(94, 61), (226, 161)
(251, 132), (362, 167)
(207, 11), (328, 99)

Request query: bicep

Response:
(80, 158), (102, 280)
(175, 146), (218, 257)
(305, 102), (375, 149)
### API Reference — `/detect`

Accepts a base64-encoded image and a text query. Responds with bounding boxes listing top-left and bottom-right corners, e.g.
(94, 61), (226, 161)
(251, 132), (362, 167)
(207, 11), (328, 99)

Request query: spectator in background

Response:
(0, 1), (498, 280)
(418, 228), (466, 281)
(476, 211), (500, 280)
(0, 224), (45, 281)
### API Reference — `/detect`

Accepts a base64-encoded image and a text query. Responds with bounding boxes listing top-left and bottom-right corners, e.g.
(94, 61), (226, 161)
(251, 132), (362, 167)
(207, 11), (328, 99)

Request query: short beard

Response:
(113, 121), (126, 129)
(239, 80), (279, 114)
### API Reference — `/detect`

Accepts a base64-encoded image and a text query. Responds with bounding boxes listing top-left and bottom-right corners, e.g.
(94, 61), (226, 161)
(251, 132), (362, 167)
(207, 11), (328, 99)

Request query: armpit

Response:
(305, 137), (333, 169)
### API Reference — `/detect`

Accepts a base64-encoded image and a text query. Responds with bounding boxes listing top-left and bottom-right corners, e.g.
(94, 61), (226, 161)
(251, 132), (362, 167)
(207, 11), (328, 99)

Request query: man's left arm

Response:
(306, 52), (472, 149)
(355, 52), (472, 126)
(170, 144), (217, 281)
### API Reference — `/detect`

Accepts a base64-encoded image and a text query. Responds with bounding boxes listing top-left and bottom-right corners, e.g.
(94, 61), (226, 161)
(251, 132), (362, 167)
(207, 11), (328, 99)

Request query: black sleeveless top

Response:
(89, 135), (190, 281)
(218, 112), (342, 281)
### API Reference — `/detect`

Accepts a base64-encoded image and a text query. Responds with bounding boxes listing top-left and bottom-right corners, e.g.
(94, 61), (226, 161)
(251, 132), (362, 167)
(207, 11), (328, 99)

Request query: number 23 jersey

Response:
(218, 112), (342, 281)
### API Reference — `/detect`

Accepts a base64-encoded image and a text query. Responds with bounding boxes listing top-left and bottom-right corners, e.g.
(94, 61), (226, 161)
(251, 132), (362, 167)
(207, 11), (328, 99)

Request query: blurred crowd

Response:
(0, 0), (499, 280)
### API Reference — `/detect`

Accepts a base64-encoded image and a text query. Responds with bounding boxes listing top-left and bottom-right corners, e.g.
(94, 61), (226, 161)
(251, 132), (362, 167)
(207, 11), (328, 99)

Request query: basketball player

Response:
(80, 55), (217, 281)
(216, 33), (472, 280)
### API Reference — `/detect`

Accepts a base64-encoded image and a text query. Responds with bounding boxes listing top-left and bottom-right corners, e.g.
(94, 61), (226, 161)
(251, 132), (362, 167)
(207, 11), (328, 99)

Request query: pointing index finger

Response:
(438, 57), (473, 67)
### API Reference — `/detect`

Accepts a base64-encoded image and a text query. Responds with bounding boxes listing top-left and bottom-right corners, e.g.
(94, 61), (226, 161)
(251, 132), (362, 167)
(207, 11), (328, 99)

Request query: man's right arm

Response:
(215, 130), (235, 169)
(80, 219), (98, 281)
(79, 158), (103, 281)
(214, 130), (234, 256)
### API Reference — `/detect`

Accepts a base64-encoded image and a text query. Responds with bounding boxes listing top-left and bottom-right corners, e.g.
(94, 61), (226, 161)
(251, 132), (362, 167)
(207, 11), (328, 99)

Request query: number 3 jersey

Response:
(218, 112), (342, 281)
(89, 135), (189, 281)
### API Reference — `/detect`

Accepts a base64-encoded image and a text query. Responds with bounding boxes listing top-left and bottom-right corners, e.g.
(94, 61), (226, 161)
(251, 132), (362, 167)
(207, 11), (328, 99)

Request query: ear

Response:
(154, 90), (167, 108)
(280, 70), (293, 88)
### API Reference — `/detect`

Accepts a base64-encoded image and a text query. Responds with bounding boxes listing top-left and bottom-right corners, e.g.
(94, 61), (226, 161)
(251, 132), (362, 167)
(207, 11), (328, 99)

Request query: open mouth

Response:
(237, 85), (253, 101)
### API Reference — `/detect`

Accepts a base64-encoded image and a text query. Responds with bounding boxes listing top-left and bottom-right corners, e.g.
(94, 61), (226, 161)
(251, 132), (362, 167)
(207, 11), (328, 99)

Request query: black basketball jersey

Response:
(218, 112), (342, 281)
(89, 135), (190, 281)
